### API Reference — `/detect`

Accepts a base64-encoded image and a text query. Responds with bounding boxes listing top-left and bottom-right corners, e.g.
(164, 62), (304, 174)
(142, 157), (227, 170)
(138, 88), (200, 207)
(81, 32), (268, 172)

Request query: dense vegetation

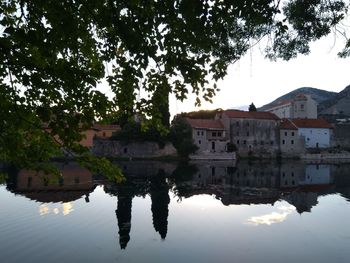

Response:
(1, 0), (349, 179)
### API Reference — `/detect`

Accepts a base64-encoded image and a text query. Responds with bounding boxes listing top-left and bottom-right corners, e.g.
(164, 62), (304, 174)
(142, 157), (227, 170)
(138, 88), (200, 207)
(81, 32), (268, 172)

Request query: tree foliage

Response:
(170, 116), (198, 158)
(249, 103), (257, 112)
(0, 0), (349, 175)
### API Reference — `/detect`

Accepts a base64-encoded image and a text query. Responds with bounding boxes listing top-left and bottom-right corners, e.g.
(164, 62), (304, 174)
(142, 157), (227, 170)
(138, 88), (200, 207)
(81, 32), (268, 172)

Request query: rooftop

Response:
(186, 118), (225, 130)
(280, 119), (298, 130)
(291, 119), (333, 129)
(92, 124), (121, 130)
(222, 110), (280, 120)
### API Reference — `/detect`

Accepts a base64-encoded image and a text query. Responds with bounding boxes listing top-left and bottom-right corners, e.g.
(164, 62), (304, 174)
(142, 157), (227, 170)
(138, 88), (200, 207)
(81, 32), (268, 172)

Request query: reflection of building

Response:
(283, 191), (319, 213)
(279, 163), (333, 213)
(12, 163), (96, 203)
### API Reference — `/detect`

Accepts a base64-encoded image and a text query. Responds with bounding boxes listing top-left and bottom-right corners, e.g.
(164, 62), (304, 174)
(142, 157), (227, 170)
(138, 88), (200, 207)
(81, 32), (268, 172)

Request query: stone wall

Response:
(93, 138), (177, 158)
(333, 124), (350, 148)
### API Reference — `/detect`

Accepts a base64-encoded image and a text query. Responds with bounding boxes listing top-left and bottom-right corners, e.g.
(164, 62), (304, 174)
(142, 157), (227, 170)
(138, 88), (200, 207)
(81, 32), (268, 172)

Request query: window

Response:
(201, 131), (204, 136)
(103, 132), (106, 137)
(236, 121), (239, 127)
(212, 132), (217, 137)
(237, 140), (240, 145)
(291, 132), (295, 136)
(59, 178), (64, 186)
(27, 177), (32, 188)
(284, 131), (287, 136)
(243, 140), (247, 145)
(198, 140), (201, 145)
(197, 131), (200, 136)
(246, 122), (249, 127)
(282, 139), (285, 145)
(74, 176), (80, 184)
(218, 132), (222, 137)
(246, 131), (249, 136)
(301, 104), (304, 110)
(291, 140), (294, 145)
(124, 147), (128, 153)
(270, 141), (274, 145)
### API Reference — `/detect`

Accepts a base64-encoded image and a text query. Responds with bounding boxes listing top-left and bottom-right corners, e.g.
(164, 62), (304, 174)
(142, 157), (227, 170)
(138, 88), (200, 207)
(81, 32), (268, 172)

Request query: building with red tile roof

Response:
(280, 118), (333, 153)
(291, 119), (333, 129)
(220, 110), (279, 120)
(265, 93), (317, 119)
(186, 118), (229, 154)
(186, 118), (225, 130)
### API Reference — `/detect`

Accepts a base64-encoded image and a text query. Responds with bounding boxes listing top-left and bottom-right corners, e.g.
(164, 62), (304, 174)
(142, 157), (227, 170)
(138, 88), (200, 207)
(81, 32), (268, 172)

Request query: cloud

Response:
(247, 205), (296, 226)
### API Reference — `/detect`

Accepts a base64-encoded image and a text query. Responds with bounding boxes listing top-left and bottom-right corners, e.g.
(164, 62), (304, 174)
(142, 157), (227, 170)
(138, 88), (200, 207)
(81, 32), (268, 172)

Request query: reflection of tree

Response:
(150, 170), (170, 240)
(169, 162), (198, 200)
(116, 195), (132, 249)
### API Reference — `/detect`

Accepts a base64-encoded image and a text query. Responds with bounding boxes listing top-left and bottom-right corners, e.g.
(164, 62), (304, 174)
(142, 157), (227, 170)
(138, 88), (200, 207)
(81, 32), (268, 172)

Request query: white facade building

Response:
(266, 94), (317, 119)
(292, 119), (333, 148)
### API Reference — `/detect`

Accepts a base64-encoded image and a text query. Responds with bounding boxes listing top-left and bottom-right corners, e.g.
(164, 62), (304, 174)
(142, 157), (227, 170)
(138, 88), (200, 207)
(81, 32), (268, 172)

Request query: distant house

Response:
(291, 119), (333, 148)
(265, 94), (317, 119)
(186, 118), (229, 154)
(80, 124), (121, 148)
(215, 110), (280, 157)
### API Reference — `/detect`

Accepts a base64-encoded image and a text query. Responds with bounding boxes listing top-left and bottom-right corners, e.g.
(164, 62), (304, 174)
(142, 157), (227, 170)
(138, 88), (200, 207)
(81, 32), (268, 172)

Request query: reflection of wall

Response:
(93, 139), (177, 158)
(117, 161), (177, 178)
(16, 163), (93, 191)
(280, 163), (306, 188)
(279, 163), (332, 188)
(227, 163), (280, 189)
(303, 165), (331, 185)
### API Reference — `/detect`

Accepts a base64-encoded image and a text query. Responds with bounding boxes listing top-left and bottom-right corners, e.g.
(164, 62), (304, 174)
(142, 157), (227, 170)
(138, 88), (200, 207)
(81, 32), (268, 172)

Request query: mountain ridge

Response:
(259, 87), (338, 112)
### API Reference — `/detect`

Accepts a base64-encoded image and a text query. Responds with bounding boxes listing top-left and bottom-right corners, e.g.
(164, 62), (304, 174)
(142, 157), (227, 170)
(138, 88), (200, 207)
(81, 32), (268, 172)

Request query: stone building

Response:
(279, 119), (306, 156)
(265, 94), (317, 119)
(215, 110), (280, 157)
(80, 124), (121, 148)
(186, 118), (229, 154)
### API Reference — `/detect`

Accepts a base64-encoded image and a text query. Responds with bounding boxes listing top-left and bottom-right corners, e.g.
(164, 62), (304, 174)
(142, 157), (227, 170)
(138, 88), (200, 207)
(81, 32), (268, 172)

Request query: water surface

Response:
(1, 161), (350, 263)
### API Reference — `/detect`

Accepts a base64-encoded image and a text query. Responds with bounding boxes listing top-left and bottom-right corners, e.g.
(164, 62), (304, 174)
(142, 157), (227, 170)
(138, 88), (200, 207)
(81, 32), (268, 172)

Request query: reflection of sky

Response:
(39, 202), (74, 216)
(247, 205), (296, 226)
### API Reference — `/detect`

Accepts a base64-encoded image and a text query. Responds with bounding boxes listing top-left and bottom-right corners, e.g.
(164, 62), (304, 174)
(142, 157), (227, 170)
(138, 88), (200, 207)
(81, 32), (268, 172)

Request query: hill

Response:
(259, 87), (337, 111)
(319, 85), (350, 117)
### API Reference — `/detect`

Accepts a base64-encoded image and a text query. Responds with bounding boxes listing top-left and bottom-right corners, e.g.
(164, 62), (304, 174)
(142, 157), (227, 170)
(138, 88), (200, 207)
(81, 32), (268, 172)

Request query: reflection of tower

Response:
(116, 195), (132, 249)
(283, 191), (318, 214)
(150, 170), (170, 239)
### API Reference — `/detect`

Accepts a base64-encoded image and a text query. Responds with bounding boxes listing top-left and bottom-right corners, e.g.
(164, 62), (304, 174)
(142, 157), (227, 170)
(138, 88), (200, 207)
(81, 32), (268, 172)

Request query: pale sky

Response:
(170, 34), (350, 117)
(98, 33), (350, 119)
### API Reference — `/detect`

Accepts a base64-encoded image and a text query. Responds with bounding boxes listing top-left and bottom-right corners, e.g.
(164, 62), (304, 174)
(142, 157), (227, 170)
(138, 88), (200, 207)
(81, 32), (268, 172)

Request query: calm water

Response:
(1, 160), (350, 263)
